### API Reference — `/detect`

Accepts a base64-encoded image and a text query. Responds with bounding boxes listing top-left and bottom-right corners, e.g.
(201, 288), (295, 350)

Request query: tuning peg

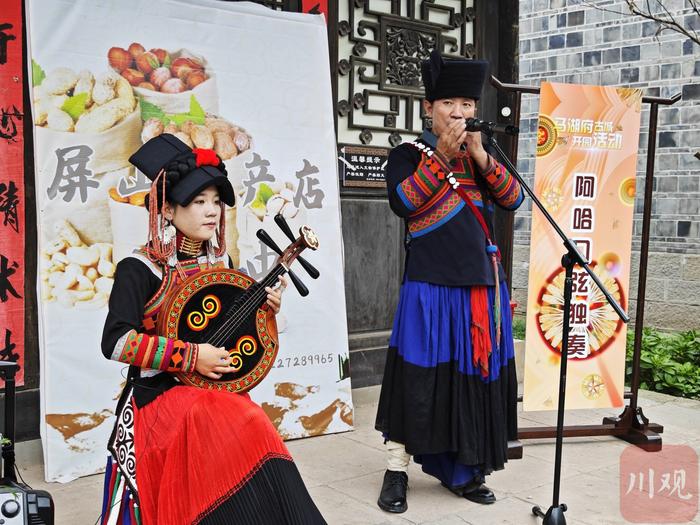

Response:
(297, 257), (320, 279)
(256, 229), (282, 255)
(257, 229), (309, 296)
(274, 213), (295, 242)
(275, 213), (296, 242)
(287, 269), (309, 297)
(273, 214), (320, 280)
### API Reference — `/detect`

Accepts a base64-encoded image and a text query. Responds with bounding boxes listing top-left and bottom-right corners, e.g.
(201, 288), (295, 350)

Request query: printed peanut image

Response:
(140, 113), (252, 161)
(246, 181), (300, 221)
(40, 220), (115, 309)
(32, 63), (138, 133)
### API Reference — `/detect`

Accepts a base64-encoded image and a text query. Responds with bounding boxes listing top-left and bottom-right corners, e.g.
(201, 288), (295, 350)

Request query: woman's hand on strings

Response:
(195, 343), (236, 379)
(265, 275), (288, 315)
(192, 276), (287, 379)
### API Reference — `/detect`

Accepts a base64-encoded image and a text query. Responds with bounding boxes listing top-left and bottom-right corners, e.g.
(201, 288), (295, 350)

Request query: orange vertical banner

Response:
(523, 82), (642, 411)
(0, 0), (25, 385)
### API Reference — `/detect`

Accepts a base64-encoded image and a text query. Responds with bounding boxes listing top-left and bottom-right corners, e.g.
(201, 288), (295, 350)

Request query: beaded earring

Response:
(145, 170), (175, 264)
(162, 220), (176, 244)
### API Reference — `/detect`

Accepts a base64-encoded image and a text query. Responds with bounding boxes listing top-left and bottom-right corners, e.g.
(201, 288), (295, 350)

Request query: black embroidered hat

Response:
(421, 50), (489, 102)
(128, 133), (235, 207)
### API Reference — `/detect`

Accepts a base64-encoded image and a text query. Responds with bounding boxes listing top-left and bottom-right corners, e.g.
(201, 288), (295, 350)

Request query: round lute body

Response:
(157, 224), (319, 393)
(158, 267), (279, 392)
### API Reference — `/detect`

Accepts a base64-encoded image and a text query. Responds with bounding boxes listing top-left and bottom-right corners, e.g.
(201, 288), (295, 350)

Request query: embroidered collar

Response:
(165, 231), (219, 270)
(176, 232), (204, 257)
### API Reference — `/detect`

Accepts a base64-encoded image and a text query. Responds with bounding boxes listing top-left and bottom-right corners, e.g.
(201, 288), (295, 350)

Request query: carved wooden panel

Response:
(337, 0), (475, 147)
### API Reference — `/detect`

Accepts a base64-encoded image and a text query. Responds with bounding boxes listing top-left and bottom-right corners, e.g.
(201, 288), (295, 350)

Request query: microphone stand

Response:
(483, 130), (629, 525)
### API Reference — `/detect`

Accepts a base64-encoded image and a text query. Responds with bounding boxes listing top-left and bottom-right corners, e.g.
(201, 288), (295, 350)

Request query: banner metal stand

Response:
(491, 76), (681, 453)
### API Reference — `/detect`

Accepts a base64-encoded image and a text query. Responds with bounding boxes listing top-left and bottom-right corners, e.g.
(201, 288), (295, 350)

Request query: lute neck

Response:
(208, 263), (287, 347)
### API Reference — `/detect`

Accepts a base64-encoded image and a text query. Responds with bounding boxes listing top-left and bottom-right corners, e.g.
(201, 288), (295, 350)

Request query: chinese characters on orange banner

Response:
(553, 117), (624, 149)
(524, 82), (642, 410)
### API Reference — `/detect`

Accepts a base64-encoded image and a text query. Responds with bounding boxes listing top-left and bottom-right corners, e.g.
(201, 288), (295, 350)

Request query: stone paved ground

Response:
(19, 387), (700, 524)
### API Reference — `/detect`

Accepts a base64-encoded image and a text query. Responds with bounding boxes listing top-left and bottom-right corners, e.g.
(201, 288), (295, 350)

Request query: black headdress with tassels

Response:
(128, 134), (233, 264)
(421, 49), (489, 102)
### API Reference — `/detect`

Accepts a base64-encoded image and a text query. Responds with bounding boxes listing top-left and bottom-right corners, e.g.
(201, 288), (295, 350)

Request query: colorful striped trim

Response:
(481, 156), (522, 209)
(143, 266), (173, 315)
(143, 257), (227, 318)
(397, 182), (419, 211)
(182, 342), (198, 374)
(116, 329), (195, 373)
(412, 183), (450, 216)
(113, 254), (228, 375)
(397, 155), (445, 211)
(404, 150), (498, 237)
(101, 457), (142, 525)
(409, 194), (465, 237)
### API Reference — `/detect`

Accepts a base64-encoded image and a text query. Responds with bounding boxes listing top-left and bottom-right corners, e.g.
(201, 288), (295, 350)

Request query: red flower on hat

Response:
(192, 148), (220, 168)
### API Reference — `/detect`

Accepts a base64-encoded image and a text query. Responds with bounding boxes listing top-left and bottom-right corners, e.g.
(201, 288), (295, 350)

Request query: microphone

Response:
(465, 118), (519, 136)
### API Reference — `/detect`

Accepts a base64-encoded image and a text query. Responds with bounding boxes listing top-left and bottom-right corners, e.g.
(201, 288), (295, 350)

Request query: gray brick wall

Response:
(515, 0), (700, 331)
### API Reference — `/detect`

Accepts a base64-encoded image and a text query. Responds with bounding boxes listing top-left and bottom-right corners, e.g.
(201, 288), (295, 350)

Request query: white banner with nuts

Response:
(28, 0), (352, 482)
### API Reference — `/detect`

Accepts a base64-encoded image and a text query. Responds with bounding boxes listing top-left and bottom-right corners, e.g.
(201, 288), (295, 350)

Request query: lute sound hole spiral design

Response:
(228, 335), (258, 372)
(187, 294), (221, 331)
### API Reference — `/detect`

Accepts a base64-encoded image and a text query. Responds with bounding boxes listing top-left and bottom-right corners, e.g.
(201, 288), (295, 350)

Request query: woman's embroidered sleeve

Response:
(387, 145), (450, 217)
(479, 155), (524, 210)
(111, 330), (198, 373)
(101, 257), (198, 373)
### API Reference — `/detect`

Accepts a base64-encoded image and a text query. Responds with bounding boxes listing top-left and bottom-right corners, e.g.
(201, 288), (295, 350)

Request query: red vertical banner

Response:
(0, 0), (25, 385)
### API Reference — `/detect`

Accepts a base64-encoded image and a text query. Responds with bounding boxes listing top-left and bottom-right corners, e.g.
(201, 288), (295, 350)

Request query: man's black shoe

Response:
(377, 470), (408, 513)
(441, 478), (496, 505)
(463, 483), (496, 504)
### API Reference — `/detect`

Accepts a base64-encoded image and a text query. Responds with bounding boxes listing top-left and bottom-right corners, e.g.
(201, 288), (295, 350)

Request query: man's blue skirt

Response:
(375, 280), (518, 491)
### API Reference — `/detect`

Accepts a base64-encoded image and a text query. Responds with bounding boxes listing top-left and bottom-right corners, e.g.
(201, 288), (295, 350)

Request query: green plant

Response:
(626, 328), (700, 399)
(512, 317), (526, 340)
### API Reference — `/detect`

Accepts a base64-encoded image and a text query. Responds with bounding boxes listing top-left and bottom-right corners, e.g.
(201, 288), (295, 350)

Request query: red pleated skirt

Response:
(133, 385), (324, 524)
